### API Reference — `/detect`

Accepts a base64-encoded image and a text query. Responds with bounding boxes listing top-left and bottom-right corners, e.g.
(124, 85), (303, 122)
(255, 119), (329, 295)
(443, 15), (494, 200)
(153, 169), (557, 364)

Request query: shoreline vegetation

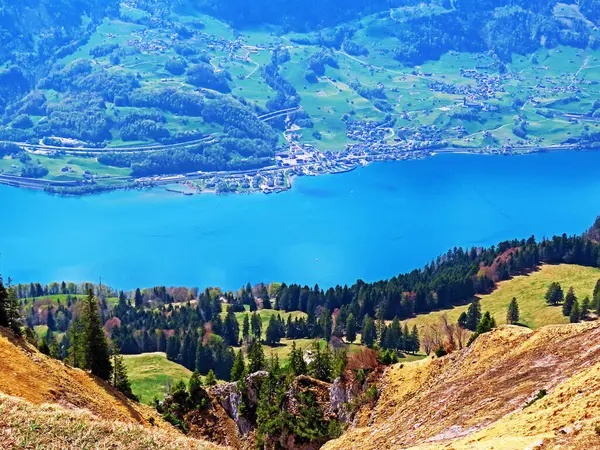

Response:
(0, 142), (590, 197)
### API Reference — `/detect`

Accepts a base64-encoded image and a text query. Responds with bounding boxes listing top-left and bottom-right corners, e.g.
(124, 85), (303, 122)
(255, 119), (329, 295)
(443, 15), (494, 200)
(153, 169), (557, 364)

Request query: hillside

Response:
(0, 328), (222, 449)
(404, 263), (600, 330)
(1, 0), (600, 194)
(324, 321), (600, 449)
(0, 393), (221, 450)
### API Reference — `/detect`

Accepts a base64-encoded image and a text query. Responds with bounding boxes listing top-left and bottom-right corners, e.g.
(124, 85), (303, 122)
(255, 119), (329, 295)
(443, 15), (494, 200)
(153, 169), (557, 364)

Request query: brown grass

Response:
(0, 328), (225, 449)
(324, 321), (600, 450)
(0, 393), (222, 450)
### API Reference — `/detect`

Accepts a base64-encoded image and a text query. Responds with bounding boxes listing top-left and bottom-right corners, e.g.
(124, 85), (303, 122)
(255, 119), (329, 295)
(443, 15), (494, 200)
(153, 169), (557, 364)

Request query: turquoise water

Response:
(1, 151), (600, 290)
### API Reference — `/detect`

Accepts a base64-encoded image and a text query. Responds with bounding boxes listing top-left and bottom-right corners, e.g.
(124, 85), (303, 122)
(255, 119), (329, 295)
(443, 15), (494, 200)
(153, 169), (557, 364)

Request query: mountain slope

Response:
(324, 321), (600, 449)
(0, 328), (223, 449)
(0, 393), (221, 450)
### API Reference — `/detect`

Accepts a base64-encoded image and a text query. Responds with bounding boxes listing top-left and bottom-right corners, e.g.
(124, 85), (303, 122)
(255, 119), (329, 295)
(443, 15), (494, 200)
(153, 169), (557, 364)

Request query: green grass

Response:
(404, 264), (600, 331)
(123, 352), (192, 405)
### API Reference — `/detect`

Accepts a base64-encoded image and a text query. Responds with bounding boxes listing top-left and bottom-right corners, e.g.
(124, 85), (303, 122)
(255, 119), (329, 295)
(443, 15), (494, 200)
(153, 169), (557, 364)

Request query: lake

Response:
(2, 151), (600, 291)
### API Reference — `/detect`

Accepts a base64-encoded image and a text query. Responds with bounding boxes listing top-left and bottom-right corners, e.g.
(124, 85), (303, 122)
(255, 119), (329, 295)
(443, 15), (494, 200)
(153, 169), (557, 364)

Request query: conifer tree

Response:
(242, 314), (250, 340)
(410, 325), (420, 354)
(581, 297), (590, 320)
(134, 288), (143, 309)
(251, 312), (262, 340)
(265, 315), (281, 346)
(166, 335), (180, 361)
(231, 349), (246, 381)
(570, 300), (580, 323)
(6, 286), (22, 335)
(0, 275), (10, 328)
(111, 345), (136, 400)
(205, 369), (217, 386)
(195, 339), (213, 375)
(563, 287), (576, 317)
(361, 315), (376, 348)
(188, 370), (208, 406)
(345, 313), (357, 343)
(545, 282), (563, 306)
(289, 341), (307, 376)
(158, 331), (167, 352)
(466, 299), (482, 331)
(82, 289), (112, 380)
(224, 307), (240, 346)
(308, 343), (332, 382)
(506, 297), (520, 324)
(248, 341), (266, 373)
(475, 311), (496, 334)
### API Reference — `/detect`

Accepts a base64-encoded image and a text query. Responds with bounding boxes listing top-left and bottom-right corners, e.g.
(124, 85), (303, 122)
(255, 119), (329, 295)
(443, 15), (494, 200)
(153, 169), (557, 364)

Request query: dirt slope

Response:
(0, 328), (223, 449)
(324, 322), (600, 449)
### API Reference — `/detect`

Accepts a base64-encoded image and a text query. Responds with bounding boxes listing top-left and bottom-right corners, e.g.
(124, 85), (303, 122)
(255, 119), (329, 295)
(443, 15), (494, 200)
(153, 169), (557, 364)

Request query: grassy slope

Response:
(123, 352), (193, 405)
(403, 264), (600, 331)
(324, 322), (600, 450)
(0, 393), (222, 450)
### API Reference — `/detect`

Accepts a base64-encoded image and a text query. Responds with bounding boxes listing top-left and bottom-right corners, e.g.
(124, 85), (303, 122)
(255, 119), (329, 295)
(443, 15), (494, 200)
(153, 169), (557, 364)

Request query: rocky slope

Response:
(324, 322), (600, 449)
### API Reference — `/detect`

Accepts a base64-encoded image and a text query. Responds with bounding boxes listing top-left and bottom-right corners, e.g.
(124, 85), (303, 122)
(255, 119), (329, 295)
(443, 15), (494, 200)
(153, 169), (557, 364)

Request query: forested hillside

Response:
(1, 0), (600, 192)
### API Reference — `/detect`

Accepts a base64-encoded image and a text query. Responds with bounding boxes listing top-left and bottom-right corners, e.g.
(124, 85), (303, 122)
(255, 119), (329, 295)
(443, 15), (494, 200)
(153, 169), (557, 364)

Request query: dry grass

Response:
(0, 328), (224, 449)
(324, 321), (600, 450)
(0, 393), (222, 450)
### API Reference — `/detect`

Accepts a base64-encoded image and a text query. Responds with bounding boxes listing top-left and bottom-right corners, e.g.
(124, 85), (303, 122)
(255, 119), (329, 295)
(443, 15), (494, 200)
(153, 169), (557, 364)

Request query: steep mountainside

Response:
(324, 322), (600, 449)
(0, 328), (222, 449)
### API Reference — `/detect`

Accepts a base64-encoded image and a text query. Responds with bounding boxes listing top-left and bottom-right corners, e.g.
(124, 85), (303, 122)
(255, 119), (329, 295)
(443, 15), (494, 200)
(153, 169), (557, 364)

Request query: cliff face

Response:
(203, 370), (372, 449)
(324, 322), (600, 449)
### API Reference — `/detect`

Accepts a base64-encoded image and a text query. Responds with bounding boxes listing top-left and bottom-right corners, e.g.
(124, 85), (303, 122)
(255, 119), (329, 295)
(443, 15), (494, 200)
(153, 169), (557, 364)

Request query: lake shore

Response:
(0, 143), (590, 197)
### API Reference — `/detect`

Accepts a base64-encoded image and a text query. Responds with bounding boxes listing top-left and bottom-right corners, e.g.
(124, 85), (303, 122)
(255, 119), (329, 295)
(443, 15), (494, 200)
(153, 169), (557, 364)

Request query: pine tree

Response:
(134, 288), (143, 309)
(289, 341), (307, 376)
(466, 299), (482, 331)
(6, 286), (22, 335)
(231, 349), (246, 381)
(248, 341), (266, 373)
(188, 370), (208, 406)
(224, 307), (240, 346)
(251, 312), (262, 340)
(345, 313), (357, 343)
(563, 287), (576, 317)
(506, 297), (520, 324)
(111, 346), (135, 400)
(457, 311), (468, 329)
(475, 311), (496, 334)
(545, 282), (563, 306)
(158, 331), (167, 352)
(361, 315), (376, 348)
(82, 289), (112, 380)
(205, 369), (217, 386)
(242, 314), (250, 340)
(265, 315), (281, 346)
(581, 296), (590, 320)
(195, 339), (214, 375)
(308, 343), (332, 382)
(166, 335), (180, 361)
(570, 300), (580, 323)
(318, 309), (332, 342)
(0, 275), (9, 328)
(410, 325), (420, 354)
